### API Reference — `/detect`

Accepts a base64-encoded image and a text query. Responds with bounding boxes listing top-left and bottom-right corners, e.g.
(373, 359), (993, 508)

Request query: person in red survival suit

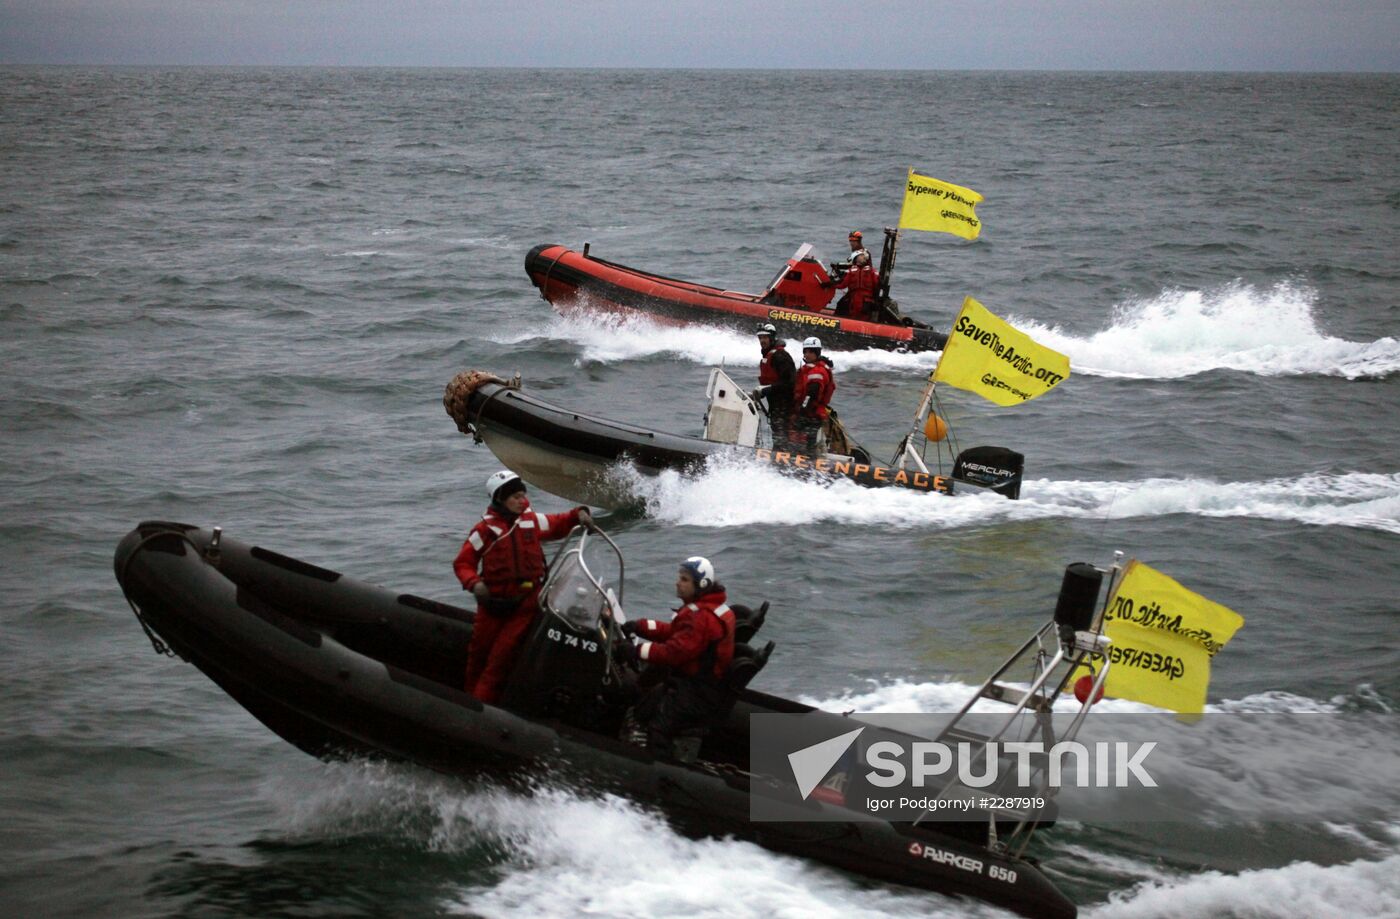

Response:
(748, 323), (796, 447)
(791, 336), (836, 453)
(617, 555), (735, 752)
(454, 470), (594, 704)
(823, 250), (878, 320)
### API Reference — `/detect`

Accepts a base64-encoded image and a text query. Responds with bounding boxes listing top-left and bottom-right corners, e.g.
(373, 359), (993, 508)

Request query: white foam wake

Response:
(1085, 849), (1400, 919)
(492, 310), (943, 372)
(265, 761), (983, 919)
(617, 457), (1400, 535)
(802, 678), (1359, 717)
(508, 282), (1399, 380)
(1017, 281), (1400, 380)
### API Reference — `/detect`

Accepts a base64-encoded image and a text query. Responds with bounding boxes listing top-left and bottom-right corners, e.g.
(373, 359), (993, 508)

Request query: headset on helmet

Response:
(802, 336), (822, 351)
(485, 469), (524, 503)
(755, 322), (777, 337)
(678, 556), (715, 591)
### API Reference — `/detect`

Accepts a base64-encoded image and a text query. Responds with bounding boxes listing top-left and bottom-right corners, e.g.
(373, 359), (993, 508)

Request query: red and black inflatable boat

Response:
(526, 243), (949, 353)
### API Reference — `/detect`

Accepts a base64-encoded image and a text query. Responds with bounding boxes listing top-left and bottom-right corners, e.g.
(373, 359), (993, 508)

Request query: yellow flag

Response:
(932, 297), (1070, 406)
(898, 170), (984, 239)
(1096, 561), (1246, 714)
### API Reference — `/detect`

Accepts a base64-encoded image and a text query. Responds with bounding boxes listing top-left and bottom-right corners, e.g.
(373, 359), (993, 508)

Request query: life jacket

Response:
(454, 500), (580, 598)
(793, 357), (836, 419)
(835, 265), (878, 315)
(635, 588), (736, 681)
(758, 342), (789, 386)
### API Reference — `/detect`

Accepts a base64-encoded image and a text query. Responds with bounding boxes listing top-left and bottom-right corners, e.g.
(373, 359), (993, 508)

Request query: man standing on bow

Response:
(454, 471), (594, 704)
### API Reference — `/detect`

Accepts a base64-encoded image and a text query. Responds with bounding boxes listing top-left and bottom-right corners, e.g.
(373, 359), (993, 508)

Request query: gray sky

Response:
(2, 0), (1397, 70)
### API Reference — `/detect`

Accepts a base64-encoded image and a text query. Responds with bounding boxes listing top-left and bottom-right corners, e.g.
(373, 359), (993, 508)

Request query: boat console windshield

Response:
(762, 244), (836, 312)
(498, 526), (631, 725)
(540, 527), (624, 633)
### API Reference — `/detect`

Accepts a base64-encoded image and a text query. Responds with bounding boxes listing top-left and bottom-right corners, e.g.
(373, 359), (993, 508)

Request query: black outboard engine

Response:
(498, 528), (625, 730)
(952, 446), (1025, 499)
(1053, 562), (1104, 648)
(1054, 563), (1103, 631)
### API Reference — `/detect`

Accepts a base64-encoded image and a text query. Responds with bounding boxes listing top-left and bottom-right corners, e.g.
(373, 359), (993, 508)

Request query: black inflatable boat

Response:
(115, 520), (1101, 919)
(442, 370), (1025, 508)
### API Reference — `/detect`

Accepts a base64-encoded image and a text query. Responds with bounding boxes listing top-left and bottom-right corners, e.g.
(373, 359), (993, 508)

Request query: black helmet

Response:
(756, 323), (777, 338)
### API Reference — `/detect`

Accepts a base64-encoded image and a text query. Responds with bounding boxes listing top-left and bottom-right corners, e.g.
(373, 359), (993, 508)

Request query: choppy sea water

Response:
(2, 68), (1398, 918)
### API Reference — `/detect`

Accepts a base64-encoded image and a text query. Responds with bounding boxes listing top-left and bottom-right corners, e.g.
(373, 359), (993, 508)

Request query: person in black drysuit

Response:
(749, 323), (796, 447)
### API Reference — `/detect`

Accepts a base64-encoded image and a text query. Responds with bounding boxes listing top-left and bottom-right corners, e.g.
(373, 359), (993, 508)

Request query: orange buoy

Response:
(1074, 674), (1105, 705)
(923, 413), (948, 442)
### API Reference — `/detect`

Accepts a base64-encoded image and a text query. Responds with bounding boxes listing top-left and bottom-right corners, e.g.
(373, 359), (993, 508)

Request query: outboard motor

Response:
(1053, 561), (1104, 652)
(763, 243), (836, 312)
(952, 446), (1025, 499)
(498, 528), (625, 729)
(1054, 563), (1103, 633)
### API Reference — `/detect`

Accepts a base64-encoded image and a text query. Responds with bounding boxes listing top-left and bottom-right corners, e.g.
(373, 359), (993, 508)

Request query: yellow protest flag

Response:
(898, 170), (984, 239)
(1095, 561), (1246, 715)
(932, 297), (1070, 406)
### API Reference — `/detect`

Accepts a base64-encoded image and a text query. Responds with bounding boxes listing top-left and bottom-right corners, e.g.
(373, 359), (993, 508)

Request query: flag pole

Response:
(891, 369), (938, 473)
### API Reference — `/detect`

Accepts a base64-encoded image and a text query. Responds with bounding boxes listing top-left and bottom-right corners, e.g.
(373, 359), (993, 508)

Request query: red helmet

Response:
(848, 230), (863, 240)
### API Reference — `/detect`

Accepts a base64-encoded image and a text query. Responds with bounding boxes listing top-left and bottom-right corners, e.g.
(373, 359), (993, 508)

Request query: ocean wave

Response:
(267, 761), (974, 919)
(1085, 849), (1400, 919)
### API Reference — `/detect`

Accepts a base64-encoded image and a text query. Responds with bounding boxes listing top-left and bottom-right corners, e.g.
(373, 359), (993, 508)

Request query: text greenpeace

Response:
(1106, 643), (1187, 681)
(953, 314), (1066, 388)
(979, 373), (1034, 402)
(768, 308), (838, 329)
(864, 740), (1158, 789)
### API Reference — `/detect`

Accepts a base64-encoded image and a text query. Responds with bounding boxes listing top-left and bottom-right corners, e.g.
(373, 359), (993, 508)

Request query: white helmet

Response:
(679, 556), (715, 591)
(756, 322), (777, 338)
(802, 336), (822, 351)
(485, 469), (523, 502)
